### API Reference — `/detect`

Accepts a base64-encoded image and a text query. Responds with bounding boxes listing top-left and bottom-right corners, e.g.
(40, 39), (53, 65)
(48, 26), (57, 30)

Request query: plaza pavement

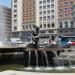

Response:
(0, 70), (75, 75)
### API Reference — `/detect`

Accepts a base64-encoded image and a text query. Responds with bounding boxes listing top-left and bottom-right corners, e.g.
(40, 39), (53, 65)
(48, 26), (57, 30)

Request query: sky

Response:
(0, 0), (11, 7)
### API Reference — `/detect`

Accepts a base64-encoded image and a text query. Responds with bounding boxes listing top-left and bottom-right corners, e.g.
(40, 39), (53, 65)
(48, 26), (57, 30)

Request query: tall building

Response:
(0, 5), (11, 41)
(12, 0), (36, 40)
(12, 0), (75, 41)
(37, 0), (58, 40)
(58, 0), (75, 36)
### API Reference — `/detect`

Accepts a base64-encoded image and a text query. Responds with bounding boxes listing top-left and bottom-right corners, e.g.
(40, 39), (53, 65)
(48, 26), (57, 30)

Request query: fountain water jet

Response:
(28, 51), (31, 67)
(43, 51), (49, 67)
(35, 51), (41, 71)
(35, 51), (38, 67)
(26, 51), (33, 70)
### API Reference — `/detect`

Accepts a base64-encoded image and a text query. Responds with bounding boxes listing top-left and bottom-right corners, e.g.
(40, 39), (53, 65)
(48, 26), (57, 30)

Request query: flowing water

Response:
(35, 51), (38, 67)
(43, 51), (49, 67)
(23, 50), (56, 68)
(28, 51), (31, 67)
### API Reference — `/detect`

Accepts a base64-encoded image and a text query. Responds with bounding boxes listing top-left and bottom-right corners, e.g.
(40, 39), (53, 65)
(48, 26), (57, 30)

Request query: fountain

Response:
(23, 50), (56, 71)
(23, 26), (72, 72)
(23, 27), (56, 71)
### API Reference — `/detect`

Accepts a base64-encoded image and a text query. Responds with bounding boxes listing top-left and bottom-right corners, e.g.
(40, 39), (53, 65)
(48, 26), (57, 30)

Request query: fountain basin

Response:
(44, 67), (54, 70)
(25, 67), (34, 70)
(69, 65), (75, 69)
(35, 67), (42, 71)
(54, 66), (71, 71)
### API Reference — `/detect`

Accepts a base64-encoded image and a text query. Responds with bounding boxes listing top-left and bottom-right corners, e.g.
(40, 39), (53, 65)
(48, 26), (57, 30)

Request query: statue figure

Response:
(32, 27), (39, 48)
(28, 26), (39, 48)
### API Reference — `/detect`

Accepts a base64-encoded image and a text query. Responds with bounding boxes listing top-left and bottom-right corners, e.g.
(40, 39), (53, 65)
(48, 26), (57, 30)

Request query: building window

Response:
(70, 21), (74, 28)
(51, 10), (54, 13)
(60, 30), (63, 33)
(59, 22), (63, 28)
(59, 3), (62, 6)
(51, 4), (54, 8)
(41, 31), (45, 33)
(64, 8), (68, 11)
(33, 7), (35, 10)
(43, 11), (46, 14)
(43, 16), (46, 21)
(44, 24), (46, 28)
(64, 2), (68, 5)
(43, 6), (46, 9)
(14, 0), (17, 2)
(23, 4), (25, 7)
(64, 14), (68, 17)
(51, 15), (54, 20)
(33, 18), (35, 20)
(14, 10), (17, 12)
(47, 5), (50, 8)
(40, 17), (42, 20)
(51, 0), (54, 2)
(33, 24), (36, 28)
(40, 11), (42, 14)
(59, 9), (63, 11)
(51, 36), (55, 40)
(39, 6), (42, 10)
(47, 10), (50, 14)
(14, 19), (17, 22)
(47, 24), (50, 28)
(40, 24), (42, 28)
(39, 1), (42, 4)
(23, 25), (25, 30)
(51, 23), (55, 28)
(26, 25), (28, 29)
(30, 13), (31, 15)
(29, 24), (31, 29)
(47, 16), (50, 20)
(70, 1), (73, 4)
(14, 26), (17, 30)
(59, 15), (63, 17)
(70, 13), (73, 17)
(14, 15), (17, 17)
(14, 5), (17, 7)
(65, 21), (68, 28)
(30, 18), (32, 20)
(33, 12), (35, 15)
(71, 29), (74, 32)
(43, 0), (46, 4)
(48, 30), (53, 33)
